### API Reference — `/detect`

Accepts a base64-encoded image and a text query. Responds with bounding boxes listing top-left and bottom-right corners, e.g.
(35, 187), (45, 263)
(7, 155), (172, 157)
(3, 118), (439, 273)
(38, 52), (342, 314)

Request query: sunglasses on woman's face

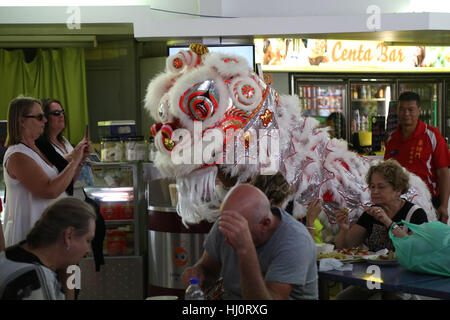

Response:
(48, 110), (65, 116)
(23, 113), (46, 121)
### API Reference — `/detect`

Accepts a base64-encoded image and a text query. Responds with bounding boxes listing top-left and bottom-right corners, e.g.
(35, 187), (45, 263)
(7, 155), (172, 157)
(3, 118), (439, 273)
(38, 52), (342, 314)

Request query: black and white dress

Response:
(356, 200), (428, 252)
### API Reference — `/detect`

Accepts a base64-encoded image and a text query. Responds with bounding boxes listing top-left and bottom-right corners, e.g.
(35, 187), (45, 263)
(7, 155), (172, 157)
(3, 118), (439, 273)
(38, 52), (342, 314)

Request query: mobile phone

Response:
(85, 124), (89, 140)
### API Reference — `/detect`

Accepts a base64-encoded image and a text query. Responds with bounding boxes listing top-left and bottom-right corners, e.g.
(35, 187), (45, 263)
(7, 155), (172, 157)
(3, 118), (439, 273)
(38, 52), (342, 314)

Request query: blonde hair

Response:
(251, 172), (294, 207)
(366, 159), (410, 194)
(26, 197), (96, 249)
(6, 96), (42, 147)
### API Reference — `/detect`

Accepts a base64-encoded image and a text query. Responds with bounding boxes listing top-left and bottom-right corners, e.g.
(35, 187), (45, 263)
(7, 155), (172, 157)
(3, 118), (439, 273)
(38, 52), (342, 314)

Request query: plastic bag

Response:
(389, 220), (450, 277)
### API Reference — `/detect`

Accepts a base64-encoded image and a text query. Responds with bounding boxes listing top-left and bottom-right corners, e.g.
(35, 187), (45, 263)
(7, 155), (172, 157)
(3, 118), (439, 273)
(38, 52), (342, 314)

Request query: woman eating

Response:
(334, 159), (428, 299)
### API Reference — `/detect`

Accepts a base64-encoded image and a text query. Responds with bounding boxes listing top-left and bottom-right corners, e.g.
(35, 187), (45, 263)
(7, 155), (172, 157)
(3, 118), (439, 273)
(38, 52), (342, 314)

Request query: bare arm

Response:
(366, 206), (408, 238)
(306, 199), (322, 241)
(6, 142), (86, 199)
(181, 251), (221, 291)
(436, 167), (449, 224)
(335, 224), (367, 249)
(334, 210), (367, 249)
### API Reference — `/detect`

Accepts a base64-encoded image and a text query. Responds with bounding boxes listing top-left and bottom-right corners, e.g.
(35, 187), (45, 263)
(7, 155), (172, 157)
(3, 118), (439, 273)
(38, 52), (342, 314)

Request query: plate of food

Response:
(317, 248), (371, 263)
(362, 250), (398, 265)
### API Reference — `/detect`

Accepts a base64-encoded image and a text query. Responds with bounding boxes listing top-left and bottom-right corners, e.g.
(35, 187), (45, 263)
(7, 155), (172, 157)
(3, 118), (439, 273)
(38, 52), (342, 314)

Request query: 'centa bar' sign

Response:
(255, 38), (450, 72)
(331, 41), (405, 64)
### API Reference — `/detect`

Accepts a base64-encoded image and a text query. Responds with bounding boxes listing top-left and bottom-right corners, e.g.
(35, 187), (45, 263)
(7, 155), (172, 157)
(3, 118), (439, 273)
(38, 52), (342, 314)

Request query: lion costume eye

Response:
(169, 66), (230, 132)
(180, 81), (218, 121)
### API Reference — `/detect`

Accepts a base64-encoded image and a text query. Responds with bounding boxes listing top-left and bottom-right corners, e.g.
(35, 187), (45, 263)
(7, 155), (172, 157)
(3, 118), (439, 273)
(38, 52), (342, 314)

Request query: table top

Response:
(319, 261), (446, 294)
(399, 277), (450, 300)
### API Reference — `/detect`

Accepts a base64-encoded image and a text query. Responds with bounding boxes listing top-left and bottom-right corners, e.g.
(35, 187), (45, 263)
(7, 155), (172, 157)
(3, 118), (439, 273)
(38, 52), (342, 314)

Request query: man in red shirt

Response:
(384, 91), (450, 224)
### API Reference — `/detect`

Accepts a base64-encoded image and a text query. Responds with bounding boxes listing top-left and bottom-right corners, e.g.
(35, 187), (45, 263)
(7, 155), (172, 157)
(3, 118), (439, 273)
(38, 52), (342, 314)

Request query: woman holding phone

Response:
(36, 98), (91, 199)
(3, 96), (88, 247)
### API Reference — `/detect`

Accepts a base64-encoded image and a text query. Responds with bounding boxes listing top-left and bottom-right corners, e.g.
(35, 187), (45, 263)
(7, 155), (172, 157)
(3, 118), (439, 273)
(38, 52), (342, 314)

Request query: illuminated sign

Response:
(255, 38), (450, 72)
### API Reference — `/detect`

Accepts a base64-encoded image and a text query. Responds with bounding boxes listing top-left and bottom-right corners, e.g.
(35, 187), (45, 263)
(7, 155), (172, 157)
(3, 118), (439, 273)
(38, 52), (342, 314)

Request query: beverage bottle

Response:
(185, 278), (205, 300)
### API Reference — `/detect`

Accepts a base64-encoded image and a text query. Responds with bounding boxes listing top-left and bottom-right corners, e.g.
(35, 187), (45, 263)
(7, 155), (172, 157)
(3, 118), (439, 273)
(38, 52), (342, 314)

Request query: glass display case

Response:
(79, 161), (147, 300)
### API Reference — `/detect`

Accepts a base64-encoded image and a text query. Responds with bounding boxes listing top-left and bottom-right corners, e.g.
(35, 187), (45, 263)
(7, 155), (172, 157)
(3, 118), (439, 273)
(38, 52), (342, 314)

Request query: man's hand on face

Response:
(219, 210), (254, 255)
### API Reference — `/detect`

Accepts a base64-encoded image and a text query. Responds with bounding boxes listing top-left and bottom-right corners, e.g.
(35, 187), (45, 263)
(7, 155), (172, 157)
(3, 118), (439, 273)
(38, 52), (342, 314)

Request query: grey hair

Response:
(26, 197), (96, 249)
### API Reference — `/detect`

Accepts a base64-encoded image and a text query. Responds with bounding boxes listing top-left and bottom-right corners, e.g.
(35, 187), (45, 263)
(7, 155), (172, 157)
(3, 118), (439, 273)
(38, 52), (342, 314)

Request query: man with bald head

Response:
(181, 184), (318, 300)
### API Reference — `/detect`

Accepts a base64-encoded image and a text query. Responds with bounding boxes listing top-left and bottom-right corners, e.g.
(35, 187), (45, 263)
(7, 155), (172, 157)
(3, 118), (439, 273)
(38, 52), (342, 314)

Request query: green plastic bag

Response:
(389, 220), (450, 277)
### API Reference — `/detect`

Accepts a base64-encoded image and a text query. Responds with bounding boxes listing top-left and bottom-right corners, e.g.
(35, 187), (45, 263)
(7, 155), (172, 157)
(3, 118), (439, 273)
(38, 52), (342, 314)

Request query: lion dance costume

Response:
(144, 44), (436, 233)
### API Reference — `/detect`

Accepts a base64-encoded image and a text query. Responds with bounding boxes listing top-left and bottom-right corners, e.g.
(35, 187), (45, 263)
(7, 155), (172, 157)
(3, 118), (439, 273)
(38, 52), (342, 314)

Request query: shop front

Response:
(255, 38), (450, 155)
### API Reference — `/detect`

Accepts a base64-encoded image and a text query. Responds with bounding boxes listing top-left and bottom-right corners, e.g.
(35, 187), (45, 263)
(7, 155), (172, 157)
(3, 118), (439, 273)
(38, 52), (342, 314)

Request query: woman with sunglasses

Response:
(36, 98), (91, 198)
(2, 96), (88, 247)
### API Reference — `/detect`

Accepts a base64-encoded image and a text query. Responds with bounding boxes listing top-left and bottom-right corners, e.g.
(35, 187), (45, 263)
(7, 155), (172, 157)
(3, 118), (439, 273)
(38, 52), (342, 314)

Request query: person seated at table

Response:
(334, 159), (428, 300)
(181, 184), (318, 300)
(251, 172), (324, 243)
(0, 197), (96, 300)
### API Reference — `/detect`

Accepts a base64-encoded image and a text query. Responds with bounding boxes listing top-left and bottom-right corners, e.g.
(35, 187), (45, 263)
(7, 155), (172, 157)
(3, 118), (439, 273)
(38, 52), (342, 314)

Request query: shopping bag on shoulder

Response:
(389, 220), (450, 277)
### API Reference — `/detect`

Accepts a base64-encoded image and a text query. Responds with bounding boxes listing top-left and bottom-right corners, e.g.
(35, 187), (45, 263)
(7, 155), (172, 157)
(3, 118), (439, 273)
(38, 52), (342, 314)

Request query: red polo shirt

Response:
(384, 120), (450, 198)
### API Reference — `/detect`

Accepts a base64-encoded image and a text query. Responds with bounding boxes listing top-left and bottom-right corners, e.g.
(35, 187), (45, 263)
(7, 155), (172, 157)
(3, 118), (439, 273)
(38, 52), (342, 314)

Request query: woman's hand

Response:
(73, 139), (91, 163)
(335, 209), (350, 231)
(306, 199), (322, 227)
(71, 140), (88, 165)
(366, 206), (392, 228)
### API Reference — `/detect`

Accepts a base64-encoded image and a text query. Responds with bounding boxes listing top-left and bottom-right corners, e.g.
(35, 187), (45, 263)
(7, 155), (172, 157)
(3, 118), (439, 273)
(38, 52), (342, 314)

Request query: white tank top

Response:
(2, 144), (67, 247)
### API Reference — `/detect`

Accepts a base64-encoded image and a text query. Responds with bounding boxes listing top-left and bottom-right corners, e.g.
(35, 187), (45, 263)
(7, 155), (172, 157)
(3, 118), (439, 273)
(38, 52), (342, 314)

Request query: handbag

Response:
(389, 220), (450, 277)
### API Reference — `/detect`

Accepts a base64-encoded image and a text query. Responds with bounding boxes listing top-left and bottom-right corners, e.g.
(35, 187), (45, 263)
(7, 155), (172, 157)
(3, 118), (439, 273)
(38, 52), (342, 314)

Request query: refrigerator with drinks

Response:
(292, 79), (347, 140)
(349, 81), (394, 153)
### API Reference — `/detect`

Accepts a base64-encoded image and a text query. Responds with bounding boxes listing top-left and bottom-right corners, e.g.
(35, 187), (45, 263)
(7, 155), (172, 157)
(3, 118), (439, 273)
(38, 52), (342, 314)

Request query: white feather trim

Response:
(144, 72), (176, 122)
(202, 52), (251, 77)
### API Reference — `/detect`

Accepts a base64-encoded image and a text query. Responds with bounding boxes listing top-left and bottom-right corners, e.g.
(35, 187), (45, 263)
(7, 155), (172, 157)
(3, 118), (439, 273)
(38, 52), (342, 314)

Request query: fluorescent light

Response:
(0, 0), (151, 6)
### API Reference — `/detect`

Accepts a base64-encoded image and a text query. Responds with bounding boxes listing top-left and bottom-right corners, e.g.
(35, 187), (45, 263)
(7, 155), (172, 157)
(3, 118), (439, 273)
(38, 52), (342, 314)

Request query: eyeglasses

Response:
(23, 114), (46, 121)
(48, 110), (65, 117)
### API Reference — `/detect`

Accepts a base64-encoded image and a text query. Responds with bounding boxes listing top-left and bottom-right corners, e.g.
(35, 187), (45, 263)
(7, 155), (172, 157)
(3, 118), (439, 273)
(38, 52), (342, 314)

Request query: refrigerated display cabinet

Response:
(295, 81), (346, 123)
(349, 81), (394, 153)
(79, 161), (148, 300)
